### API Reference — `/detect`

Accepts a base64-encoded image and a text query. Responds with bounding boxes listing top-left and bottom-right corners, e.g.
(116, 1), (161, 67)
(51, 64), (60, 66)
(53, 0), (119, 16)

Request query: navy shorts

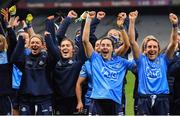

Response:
(54, 96), (77, 115)
(0, 96), (12, 115)
(19, 95), (52, 115)
(137, 94), (169, 115)
(89, 99), (123, 115)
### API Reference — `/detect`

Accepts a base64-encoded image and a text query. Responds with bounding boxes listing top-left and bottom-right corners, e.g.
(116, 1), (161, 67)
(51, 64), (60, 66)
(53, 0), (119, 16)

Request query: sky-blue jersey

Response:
(136, 54), (170, 94)
(90, 51), (135, 104)
(79, 60), (92, 106)
(0, 51), (8, 64)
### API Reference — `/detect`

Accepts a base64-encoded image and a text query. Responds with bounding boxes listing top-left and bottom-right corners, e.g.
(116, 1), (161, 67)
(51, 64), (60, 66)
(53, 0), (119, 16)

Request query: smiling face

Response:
(100, 38), (114, 60)
(29, 36), (43, 55)
(144, 39), (160, 61)
(60, 39), (74, 59)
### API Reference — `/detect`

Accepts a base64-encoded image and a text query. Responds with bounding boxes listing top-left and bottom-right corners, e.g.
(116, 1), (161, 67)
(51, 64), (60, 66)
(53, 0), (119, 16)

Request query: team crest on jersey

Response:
(57, 61), (62, 66)
(176, 52), (180, 56)
(68, 60), (73, 64)
(80, 70), (86, 75)
(21, 107), (27, 112)
(39, 60), (45, 65)
(156, 60), (160, 65)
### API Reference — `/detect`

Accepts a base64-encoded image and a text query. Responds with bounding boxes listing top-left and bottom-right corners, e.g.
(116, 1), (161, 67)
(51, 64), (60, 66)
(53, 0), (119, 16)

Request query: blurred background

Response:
(1, 0), (180, 49)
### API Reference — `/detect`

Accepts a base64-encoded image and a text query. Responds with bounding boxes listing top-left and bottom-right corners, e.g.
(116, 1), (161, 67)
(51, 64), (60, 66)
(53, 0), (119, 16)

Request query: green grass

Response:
(125, 71), (136, 115)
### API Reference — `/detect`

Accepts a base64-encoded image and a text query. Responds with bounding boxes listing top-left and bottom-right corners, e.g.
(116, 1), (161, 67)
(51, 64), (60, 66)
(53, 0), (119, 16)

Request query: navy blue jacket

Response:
(45, 34), (83, 98)
(11, 36), (53, 96)
(45, 16), (100, 98)
(168, 50), (180, 101)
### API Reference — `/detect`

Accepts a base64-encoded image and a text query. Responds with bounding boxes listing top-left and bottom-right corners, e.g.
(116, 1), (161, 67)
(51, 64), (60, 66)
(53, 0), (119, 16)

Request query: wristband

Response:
(86, 17), (92, 23)
(119, 25), (124, 30)
(27, 23), (32, 28)
(173, 23), (178, 28)
(10, 14), (15, 17)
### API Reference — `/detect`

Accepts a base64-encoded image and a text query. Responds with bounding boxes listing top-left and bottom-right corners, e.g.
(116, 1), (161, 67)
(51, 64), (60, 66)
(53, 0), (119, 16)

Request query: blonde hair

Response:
(141, 35), (160, 54)
(0, 34), (8, 51)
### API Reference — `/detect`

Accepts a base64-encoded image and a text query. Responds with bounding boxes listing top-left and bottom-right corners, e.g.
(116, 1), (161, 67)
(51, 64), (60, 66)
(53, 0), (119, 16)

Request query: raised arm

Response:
(44, 31), (61, 62)
(6, 26), (17, 60)
(8, 5), (16, 28)
(82, 11), (96, 57)
(1, 7), (17, 59)
(45, 15), (57, 44)
(128, 11), (140, 59)
(26, 14), (36, 37)
(115, 12), (130, 56)
(11, 34), (26, 67)
(89, 11), (105, 47)
(165, 13), (178, 59)
(56, 10), (77, 43)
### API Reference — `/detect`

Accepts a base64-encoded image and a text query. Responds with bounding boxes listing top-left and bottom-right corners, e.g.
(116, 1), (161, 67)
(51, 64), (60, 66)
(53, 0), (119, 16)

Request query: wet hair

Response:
(0, 34), (8, 51)
(29, 34), (44, 45)
(142, 35), (160, 53)
(100, 36), (115, 49)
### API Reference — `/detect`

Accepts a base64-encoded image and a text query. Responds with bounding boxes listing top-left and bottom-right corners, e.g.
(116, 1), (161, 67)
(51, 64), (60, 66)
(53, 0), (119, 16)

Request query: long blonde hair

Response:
(0, 34), (8, 51)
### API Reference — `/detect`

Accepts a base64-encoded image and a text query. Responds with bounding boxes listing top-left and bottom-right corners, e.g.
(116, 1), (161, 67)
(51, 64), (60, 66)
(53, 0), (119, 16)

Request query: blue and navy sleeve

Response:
(11, 36), (25, 70)
(74, 20), (86, 63)
(89, 17), (100, 47)
(124, 18), (138, 40)
(45, 34), (61, 62)
(6, 27), (17, 61)
(56, 17), (73, 43)
(75, 18), (100, 63)
(45, 18), (57, 45)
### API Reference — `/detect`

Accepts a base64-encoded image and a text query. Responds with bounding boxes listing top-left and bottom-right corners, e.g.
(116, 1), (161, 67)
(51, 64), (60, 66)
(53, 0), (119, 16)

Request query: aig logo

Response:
(145, 66), (162, 79)
(101, 67), (120, 81)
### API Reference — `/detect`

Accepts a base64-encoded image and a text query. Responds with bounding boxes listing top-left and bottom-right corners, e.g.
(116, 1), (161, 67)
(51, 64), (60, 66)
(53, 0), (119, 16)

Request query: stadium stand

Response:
(30, 14), (174, 50)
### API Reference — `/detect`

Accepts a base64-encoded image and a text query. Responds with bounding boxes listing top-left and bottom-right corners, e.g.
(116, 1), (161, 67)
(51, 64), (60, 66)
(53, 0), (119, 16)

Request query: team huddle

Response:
(0, 5), (180, 115)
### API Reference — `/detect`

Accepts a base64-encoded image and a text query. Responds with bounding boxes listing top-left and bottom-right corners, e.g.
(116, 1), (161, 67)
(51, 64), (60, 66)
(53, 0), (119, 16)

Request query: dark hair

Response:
(60, 37), (75, 49)
(100, 36), (115, 49)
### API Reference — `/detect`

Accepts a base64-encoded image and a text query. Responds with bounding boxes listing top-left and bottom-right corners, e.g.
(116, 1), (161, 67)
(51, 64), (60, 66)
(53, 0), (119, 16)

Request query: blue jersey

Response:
(90, 52), (135, 104)
(136, 54), (170, 94)
(0, 51), (8, 64)
(79, 60), (92, 106)
(12, 64), (22, 89)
